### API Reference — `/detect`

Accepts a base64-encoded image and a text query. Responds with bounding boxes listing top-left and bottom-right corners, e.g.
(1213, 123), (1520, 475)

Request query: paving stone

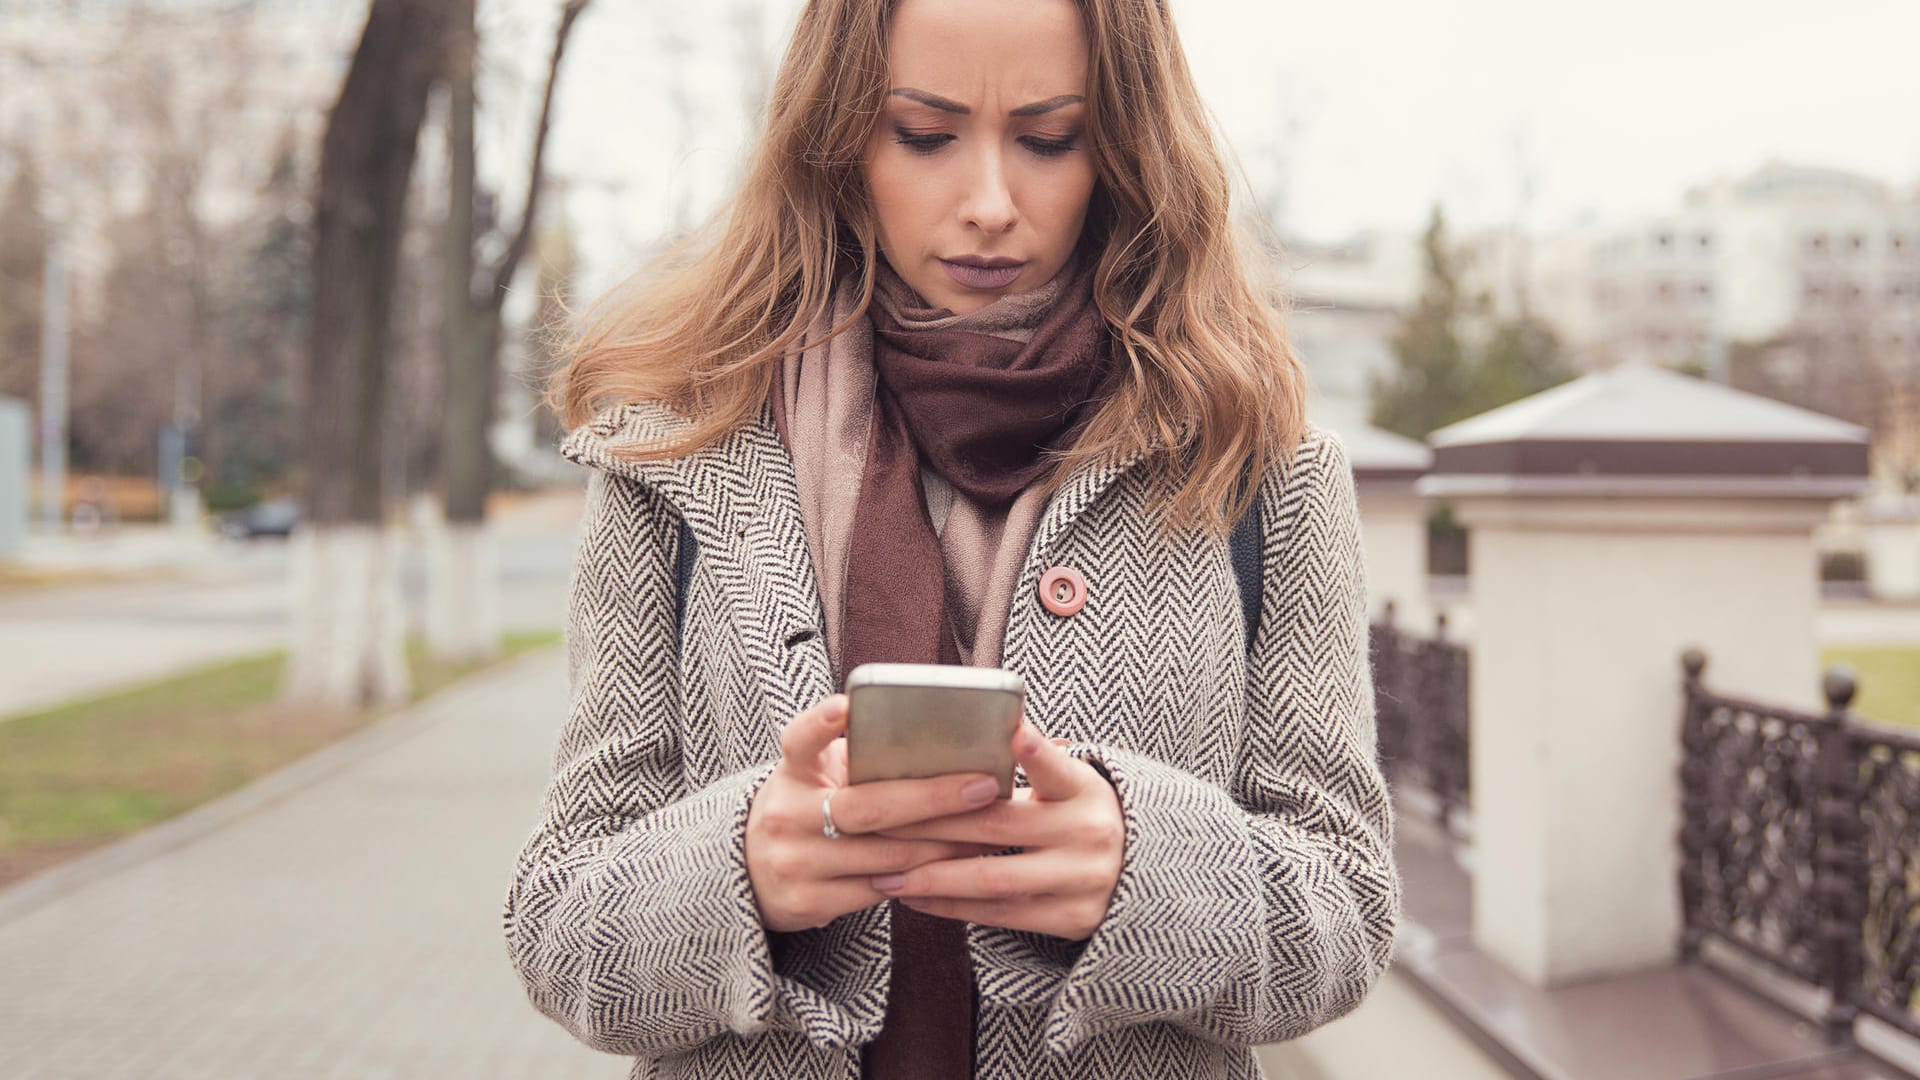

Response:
(0, 650), (626, 1079)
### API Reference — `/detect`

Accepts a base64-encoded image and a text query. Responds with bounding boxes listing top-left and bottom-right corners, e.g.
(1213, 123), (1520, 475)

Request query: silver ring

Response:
(821, 791), (842, 840)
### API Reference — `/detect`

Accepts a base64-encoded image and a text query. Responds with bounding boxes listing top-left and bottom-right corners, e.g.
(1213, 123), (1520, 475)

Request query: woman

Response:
(504, 0), (1401, 1076)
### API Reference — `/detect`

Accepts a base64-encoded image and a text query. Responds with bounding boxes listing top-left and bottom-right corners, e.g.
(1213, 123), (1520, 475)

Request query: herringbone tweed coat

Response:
(503, 399), (1402, 1079)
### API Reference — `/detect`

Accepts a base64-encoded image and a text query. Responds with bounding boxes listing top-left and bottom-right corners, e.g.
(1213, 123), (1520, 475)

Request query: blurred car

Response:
(219, 498), (300, 540)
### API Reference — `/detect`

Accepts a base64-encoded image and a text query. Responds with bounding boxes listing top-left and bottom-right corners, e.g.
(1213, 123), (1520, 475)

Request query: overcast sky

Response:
(492, 0), (1919, 294)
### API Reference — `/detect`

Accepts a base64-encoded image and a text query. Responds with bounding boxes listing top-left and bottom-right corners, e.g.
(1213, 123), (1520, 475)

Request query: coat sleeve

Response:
(1042, 430), (1403, 1055)
(501, 468), (860, 1056)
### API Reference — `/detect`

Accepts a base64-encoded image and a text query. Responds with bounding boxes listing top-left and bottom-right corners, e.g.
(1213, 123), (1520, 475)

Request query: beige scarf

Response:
(775, 274), (1065, 677)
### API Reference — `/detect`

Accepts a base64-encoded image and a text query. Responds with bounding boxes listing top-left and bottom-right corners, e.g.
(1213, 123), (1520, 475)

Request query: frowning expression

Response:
(862, 0), (1098, 315)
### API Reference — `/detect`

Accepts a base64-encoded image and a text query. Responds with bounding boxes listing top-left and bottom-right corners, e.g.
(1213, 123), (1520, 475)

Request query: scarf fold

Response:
(839, 252), (1115, 673)
(866, 252), (1116, 505)
(773, 250), (1117, 1080)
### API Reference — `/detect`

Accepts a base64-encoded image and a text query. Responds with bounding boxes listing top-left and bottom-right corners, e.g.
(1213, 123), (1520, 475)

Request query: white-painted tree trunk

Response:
(285, 523), (411, 709)
(424, 510), (501, 664)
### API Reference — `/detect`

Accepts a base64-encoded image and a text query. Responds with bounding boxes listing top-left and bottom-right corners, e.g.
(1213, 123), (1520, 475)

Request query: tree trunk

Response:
(288, 0), (449, 709)
(427, 0), (590, 663)
(426, 0), (496, 661)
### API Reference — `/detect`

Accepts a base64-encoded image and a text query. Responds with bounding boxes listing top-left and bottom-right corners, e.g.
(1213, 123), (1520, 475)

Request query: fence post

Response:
(1676, 647), (1710, 962)
(1813, 664), (1865, 1046)
(1372, 600), (1403, 781)
(1432, 611), (1460, 833)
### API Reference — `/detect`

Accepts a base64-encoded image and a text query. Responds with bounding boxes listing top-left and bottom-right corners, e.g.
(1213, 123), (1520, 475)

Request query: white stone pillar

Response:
(1356, 487), (1430, 629)
(1450, 495), (1830, 986)
(1323, 421), (1434, 629)
(1421, 362), (1870, 988)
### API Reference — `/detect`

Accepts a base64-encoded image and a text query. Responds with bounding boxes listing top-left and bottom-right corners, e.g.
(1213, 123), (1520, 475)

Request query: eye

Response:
(1020, 134), (1080, 159)
(892, 127), (953, 155)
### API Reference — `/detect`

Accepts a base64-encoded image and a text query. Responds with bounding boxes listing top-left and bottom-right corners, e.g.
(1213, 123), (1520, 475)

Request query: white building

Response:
(1528, 162), (1920, 408)
(1282, 229), (1424, 430)
(1289, 162), (1920, 490)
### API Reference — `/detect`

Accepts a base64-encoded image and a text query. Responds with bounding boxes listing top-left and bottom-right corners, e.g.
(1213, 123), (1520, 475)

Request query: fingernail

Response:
(962, 777), (998, 804)
(1017, 727), (1041, 755)
(872, 874), (906, 893)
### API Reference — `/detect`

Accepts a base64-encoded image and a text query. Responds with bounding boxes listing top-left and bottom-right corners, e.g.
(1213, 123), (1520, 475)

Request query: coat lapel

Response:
(560, 400), (1146, 716)
(560, 401), (835, 725)
(1029, 445), (1144, 568)
(1016, 447), (1146, 602)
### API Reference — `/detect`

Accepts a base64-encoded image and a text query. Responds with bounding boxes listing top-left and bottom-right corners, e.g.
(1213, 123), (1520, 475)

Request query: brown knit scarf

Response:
(844, 251), (1116, 1078)
(841, 252), (1115, 673)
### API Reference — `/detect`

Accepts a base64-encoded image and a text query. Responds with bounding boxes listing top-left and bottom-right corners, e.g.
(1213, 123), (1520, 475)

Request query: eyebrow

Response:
(888, 88), (1085, 117)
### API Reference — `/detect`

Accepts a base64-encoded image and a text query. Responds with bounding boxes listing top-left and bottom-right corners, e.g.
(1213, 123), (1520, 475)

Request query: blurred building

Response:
(1530, 162), (1920, 386)
(1283, 229), (1424, 430)
(1519, 162), (1920, 492)
(1288, 162), (1920, 493)
(0, 396), (27, 554)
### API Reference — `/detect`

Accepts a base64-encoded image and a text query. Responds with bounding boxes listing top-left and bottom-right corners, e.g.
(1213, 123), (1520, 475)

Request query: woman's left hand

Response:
(869, 722), (1124, 941)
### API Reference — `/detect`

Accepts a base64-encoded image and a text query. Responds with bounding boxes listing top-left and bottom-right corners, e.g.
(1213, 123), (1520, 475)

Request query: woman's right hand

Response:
(746, 694), (1005, 933)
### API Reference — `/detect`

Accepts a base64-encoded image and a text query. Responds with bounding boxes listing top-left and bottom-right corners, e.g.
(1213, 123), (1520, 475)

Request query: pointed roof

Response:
(1421, 362), (1871, 499)
(1431, 362), (1868, 446)
(1315, 415), (1432, 481)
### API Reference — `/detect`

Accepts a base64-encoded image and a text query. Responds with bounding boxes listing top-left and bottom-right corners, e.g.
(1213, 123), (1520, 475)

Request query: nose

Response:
(959, 144), (1017, 235)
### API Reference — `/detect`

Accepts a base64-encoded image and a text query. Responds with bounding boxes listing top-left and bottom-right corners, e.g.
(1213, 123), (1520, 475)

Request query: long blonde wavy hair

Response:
(548, 0), (1307, 531)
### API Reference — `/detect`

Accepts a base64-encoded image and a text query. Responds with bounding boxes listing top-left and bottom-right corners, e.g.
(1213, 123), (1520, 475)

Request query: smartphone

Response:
(845, 663), (1025, 798)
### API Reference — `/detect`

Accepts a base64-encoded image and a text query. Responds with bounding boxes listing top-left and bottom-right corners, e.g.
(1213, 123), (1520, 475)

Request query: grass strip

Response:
(1820, 645), (1920, 730)
(0, 630), (560, 885)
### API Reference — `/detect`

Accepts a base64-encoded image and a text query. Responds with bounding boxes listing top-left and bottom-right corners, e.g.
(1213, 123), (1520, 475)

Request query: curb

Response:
(0, 645), (562, 927)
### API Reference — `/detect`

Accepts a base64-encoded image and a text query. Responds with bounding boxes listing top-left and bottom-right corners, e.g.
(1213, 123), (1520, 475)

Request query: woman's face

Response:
(862, 0), (1097, 315)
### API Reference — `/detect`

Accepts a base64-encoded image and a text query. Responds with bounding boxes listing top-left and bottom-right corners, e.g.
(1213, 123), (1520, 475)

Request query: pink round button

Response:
(1038, 566), (1088, 617)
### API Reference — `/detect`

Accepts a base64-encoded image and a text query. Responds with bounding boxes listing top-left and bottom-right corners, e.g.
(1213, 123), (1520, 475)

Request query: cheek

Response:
(1026, 163), (1098, 235)
(865, 155), (935, 248)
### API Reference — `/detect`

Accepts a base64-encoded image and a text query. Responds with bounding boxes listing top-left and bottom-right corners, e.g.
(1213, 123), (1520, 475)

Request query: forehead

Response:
(884, 0), (1089, 104)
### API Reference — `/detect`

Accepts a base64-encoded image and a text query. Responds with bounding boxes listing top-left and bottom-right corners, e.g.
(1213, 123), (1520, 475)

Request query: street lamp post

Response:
(38, 229), (68, 535)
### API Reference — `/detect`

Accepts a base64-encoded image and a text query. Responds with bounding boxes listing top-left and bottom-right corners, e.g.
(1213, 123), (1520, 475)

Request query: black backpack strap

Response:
(1229, 467), (1265, 654)
(674, 513), (698, 637)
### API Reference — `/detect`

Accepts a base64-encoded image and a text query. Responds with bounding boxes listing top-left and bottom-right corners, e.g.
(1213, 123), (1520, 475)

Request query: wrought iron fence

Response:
(1678, 649), (1920, 1048)
(1371, 601), (1470, 836)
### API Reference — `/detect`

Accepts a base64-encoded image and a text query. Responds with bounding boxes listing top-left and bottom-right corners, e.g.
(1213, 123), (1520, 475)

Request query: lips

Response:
(940, 256), (1026, 291)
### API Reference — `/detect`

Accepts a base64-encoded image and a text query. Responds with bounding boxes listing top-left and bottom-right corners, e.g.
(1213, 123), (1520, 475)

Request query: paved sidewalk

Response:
(0, 648), (626, 1079)
(1255, 968), (1514, 1079)
(0, 639), (1503, 1079)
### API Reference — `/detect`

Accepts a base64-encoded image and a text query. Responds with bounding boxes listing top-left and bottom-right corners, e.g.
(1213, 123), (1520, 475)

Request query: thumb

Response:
(777, 695), (848, 783)
(1014, 721), (1086, 802)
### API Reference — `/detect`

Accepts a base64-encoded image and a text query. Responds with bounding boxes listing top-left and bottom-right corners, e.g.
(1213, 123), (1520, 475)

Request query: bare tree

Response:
(1881, 376), (1920, 495)
(1256, 72), (1310, 242)
(729, 0), (774, 138)
(0, 150), (45, 407)
(1729, 316), (1920, 493)
(1852, 340), (1920, 494)
(427, 0), (590, 663)
(285, 0), (451, 709)
(2, 11), (337, 516)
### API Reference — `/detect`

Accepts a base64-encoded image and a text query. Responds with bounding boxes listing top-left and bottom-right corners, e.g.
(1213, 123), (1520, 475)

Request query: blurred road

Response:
(0, 488), (587, 718)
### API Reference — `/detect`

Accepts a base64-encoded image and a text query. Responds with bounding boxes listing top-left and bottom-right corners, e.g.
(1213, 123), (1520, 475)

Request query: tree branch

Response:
(480, 0), (590, 312)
